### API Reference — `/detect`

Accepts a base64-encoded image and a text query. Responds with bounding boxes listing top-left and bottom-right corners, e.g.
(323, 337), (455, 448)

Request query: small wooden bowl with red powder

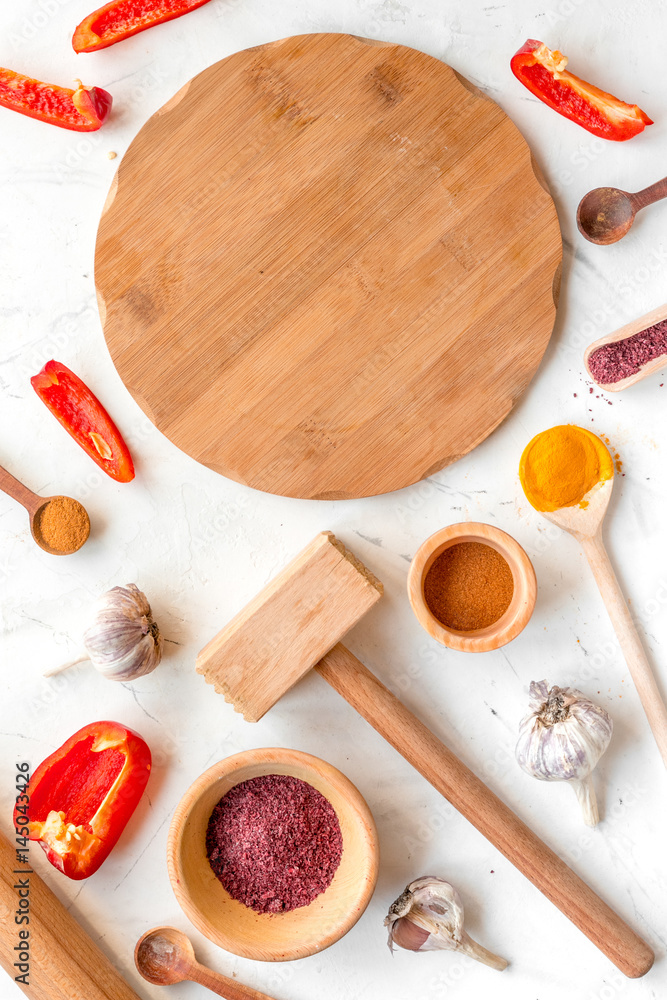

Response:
(167, 748), (379, 961)
(408, 522), (537, 653)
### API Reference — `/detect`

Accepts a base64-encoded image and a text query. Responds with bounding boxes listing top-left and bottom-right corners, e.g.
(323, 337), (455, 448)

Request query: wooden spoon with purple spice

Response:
(584, 301), (667, 391)
(135, 927), (278, 999)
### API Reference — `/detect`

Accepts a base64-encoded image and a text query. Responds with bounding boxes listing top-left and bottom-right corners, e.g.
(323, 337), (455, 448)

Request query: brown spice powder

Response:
(36, 496), (90, 553)
(424, 541), (514, 631)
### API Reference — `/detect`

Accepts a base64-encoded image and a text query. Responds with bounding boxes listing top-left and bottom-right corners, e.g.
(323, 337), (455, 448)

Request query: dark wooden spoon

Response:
(577, 174), (667, 245)
(135, 927), (278, 999)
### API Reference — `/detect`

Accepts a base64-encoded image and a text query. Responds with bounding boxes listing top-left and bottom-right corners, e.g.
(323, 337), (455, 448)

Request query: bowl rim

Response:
(167, 746), (379, 961)
(407, 521), (537, 652)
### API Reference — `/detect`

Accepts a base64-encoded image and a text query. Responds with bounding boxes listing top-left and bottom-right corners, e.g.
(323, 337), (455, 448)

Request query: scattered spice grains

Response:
(588, 319), (667, 385)
(424, 542), (514, 631)
(35, 496), (89, 553)
(206, 774), (343, 914)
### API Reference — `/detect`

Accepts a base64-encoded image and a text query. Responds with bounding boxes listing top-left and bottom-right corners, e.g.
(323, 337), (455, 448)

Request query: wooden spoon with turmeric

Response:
(520, 425), (667, 769)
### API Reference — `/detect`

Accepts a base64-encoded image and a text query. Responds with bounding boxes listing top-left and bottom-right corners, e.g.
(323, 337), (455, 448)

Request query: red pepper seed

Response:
(205, 774), (343, 914)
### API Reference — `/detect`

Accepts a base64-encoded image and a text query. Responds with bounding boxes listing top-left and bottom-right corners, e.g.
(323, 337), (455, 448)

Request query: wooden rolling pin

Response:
(0, 829), (144, 1000)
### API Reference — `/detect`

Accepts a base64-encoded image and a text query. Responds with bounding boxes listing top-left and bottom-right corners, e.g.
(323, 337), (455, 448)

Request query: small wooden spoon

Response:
(577, 175), (667, 245)
(135, 927), (278, 1000)
(584, 301), (667, 392)
(541, 476), (667, 768)
(0, 463), (90, 555)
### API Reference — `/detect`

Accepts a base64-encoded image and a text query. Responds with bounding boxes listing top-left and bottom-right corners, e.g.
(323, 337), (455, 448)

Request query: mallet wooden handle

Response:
(582, 532), (667, 768)
(0, 829), (144, 1000)
(315, 644), (655, 979)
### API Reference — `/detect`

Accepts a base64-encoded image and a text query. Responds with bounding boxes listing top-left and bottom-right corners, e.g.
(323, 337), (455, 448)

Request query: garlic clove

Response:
(388, 916), (430, 952)
(385, 876), (508, 972)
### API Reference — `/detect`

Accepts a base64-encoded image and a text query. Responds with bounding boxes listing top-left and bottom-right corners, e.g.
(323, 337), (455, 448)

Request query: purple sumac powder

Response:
(588, 319), (667, 384)
(206, 774), (343, 913)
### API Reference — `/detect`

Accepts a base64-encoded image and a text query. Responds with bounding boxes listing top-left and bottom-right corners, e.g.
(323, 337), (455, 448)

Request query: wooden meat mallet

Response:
(196, 532), (654, 978)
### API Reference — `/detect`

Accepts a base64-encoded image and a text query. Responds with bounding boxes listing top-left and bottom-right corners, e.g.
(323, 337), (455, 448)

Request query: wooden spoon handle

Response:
(191, 962), (278, 1000)
(0, 464), (42, 514)
(582, 533), (667, 768)
(632, 174), (667, 211)
(315, 644), (654, 978)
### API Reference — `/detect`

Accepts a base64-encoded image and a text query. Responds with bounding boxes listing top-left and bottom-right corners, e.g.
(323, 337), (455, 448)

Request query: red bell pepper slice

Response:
(31, 360), (135, 483)
(510, 40), (652, 141)
(0, 68), (111, 131)
(14, 722), (151, 880)
(73, 0), (214, 53)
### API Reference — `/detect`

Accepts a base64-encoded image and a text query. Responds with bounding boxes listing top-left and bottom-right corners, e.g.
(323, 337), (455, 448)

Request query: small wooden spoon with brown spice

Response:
(0, 463), (90, 555)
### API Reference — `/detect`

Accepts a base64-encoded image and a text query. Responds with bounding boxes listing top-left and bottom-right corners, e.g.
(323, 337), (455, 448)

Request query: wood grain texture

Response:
(96, 32), (562, 499)
(167, 749), (379, 961)
(0, 464), (43, 515)
(188, 963), (275, 999)
(0, 829), (144, 1000)
(582, 531), (667, 767)
(543, 479), (667, 768)
(196, 531), (382, 720)
(315, 645), (654, 978)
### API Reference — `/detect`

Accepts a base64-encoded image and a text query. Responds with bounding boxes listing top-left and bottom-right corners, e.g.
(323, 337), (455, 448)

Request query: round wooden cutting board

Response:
(96, 33), (561, 499)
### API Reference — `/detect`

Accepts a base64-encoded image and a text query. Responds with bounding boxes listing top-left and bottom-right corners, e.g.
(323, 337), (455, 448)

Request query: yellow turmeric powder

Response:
(519, 425), (613, 512)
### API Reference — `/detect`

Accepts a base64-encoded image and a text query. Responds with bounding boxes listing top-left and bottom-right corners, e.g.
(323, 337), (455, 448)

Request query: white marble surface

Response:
(2, 1), (667, 997)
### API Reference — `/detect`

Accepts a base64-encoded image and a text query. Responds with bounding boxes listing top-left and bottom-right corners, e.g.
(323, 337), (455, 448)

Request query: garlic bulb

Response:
(515, 680), (612, 827)
(45, 584), (162, 681)
(385, 876), (508, 971)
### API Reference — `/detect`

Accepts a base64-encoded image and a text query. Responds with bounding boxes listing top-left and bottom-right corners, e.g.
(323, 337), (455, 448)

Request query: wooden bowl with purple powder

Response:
(167, 747), (379, 961)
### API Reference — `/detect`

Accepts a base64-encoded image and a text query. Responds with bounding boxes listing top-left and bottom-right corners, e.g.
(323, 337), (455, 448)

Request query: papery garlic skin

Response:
(83, 584), (162, 681)
(516, 680), (612, 827)
(385, 876), (508, 971)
